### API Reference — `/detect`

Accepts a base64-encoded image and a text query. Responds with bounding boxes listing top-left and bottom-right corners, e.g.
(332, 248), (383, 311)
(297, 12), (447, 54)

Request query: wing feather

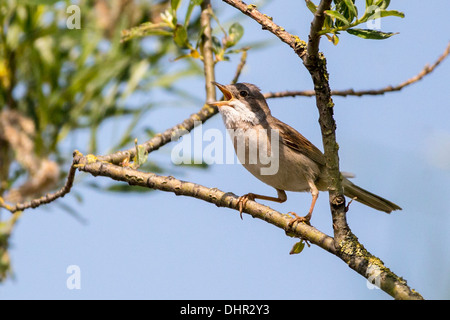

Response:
(271, 117), (325, 166)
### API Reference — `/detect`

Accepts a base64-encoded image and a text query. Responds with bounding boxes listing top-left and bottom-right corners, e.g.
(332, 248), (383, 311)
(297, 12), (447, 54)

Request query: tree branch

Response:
(220, 0), (308, 58)
(221, 0), (422, 299)
(73, 151), (422, 300)
(303, 0), (349, 246)
(264, 41), (450, 99)
(231, 49), (248, 84)
(75, 151), (336, 253)
(304, 0), (332, 66)
(0, 160), (77, 213)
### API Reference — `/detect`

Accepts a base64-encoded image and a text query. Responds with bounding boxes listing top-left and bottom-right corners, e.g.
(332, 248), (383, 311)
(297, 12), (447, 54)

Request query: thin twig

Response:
(221, 0), (307, 58)
(231, 49), (248, 84)
(0, 155), (78, 213)
(264, 42), (450, 99)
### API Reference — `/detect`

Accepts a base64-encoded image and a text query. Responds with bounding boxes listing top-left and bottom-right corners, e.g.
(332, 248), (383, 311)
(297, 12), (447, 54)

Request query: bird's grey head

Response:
(209, 82), (271, 129)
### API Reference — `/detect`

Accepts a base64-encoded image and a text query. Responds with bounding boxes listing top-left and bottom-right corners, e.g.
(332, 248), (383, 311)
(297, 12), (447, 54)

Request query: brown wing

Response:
(271, 116), (325, 166)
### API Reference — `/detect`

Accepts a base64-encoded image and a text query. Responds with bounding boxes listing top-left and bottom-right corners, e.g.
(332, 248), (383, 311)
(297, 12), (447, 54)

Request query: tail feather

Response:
(342, 178), (402, 213)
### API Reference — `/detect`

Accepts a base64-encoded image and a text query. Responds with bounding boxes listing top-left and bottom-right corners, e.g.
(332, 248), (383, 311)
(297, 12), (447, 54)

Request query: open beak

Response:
(208, 81), (235, 107)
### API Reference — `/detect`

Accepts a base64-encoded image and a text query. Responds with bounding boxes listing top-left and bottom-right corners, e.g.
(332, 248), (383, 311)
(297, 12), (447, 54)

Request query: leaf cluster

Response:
(0, 1), (206, 204)
(306, 0), (404, 44)
(121, 0), (247, 63)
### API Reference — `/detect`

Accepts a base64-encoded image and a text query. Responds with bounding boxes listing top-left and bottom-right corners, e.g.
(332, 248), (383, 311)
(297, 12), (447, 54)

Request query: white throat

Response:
(218, 99), (260, 130)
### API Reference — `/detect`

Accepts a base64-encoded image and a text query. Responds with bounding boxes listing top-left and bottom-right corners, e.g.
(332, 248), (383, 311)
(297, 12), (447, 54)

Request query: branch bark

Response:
(302, 0), (349, 246)
(200, 0), (216, 102)
(72, 151), (421, 300)
(74, 151), (336, 254)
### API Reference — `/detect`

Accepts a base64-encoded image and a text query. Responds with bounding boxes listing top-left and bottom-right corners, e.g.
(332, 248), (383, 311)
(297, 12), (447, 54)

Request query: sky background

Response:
(1, 0), (450, 300)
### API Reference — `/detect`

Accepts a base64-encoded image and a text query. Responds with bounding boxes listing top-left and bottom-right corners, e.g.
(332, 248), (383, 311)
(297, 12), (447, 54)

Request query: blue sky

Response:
(1, 0), (450, 300)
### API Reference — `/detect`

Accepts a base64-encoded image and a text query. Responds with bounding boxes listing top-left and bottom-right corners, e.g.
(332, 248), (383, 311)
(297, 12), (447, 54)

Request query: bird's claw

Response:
(288, 211), (311, 227)
(237, 193), (255, 220)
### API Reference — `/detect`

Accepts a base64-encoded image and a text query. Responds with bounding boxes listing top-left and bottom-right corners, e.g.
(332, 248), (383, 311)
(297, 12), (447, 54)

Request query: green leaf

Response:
(289, 241), (305, 255)
(185, 0), (203, 26)
(225, 22), (244, 47)
(325, 33), (340, 45)
(379, 10), (405, 18)
(347, 28), (398, 39)
(305, 0), (317, 14)
(121, 60), (149, 99)
(365, 0), (374, 6)
(211, 36), (222, 54)
(173, 24), (189, 48)
(121, 23), (172, 42)
(375, 0), (390, 9)
(171, 0), (182, 11)
(324, 10), (350, 26)
(342, 0), (357, 19)
(133, 139), (149, 168)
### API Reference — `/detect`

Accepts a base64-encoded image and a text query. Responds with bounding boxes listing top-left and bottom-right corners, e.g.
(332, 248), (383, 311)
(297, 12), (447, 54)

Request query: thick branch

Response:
(73, 152), (422, 300)
(303, 0), (348, 246)
(74, 152), (335, 253)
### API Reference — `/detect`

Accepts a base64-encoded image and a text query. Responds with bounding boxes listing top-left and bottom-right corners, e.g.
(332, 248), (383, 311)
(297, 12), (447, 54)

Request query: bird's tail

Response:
(342, 178), (402, 213)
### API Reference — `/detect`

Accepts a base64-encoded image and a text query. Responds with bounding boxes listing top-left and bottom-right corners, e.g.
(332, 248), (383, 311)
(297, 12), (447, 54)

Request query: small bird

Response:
(209, 81), (401, 224)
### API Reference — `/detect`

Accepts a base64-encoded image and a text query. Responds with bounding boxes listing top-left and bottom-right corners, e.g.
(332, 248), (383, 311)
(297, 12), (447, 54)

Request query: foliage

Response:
(0, 0), (251, 281)
(121, 0), (247, 63)
(306, 0), (404, 45)
(0, 0), (204, 201)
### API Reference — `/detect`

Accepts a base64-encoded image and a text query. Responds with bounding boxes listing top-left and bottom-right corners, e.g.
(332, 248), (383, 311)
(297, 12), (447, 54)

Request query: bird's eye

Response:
(239, 91), (248, 97)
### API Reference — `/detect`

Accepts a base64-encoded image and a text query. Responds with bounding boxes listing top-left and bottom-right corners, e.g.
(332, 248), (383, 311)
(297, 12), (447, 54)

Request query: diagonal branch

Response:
(264, 41), (450, 99)
(74, 151), (336, 254)
(220, 0), (308, 58)
(72, 151), (422, 300)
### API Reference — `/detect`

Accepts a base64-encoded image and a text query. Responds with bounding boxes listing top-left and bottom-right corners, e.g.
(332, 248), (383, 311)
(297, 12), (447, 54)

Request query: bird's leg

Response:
(288, 183), (319, 227)
(238, 188), (287, 219)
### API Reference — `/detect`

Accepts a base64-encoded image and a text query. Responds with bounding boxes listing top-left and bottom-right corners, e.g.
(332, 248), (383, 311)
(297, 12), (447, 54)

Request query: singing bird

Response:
(208, 82), (401, 224)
